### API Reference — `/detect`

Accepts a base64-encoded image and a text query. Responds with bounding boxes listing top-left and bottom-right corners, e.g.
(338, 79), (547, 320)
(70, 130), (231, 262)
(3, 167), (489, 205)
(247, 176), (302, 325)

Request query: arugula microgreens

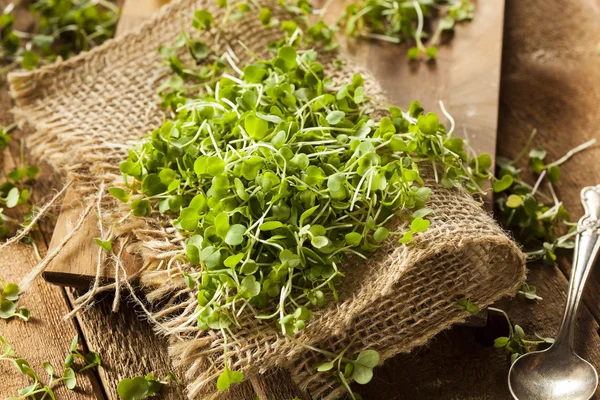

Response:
(0, 0), (119, 74)
(113, 7), (490, 392)
(0, 122), (16, 149)
(489, 307), (554, 364)
(286, 336), (379, 399)
(0, 278), (30, 321)
(456, 297), (479, 314)
(315, 347), (380, 400)
(117, 371), (179, 400)
(0, 139), (40, 239)
(0, 334), (101, 399)
(493, 133), (596, 264)
(339, 0), (474, 59)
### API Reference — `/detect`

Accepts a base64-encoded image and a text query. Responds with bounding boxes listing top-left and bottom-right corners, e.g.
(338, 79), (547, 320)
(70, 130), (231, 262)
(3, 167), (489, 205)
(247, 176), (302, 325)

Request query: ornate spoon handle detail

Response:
(554, 185), (600, 348)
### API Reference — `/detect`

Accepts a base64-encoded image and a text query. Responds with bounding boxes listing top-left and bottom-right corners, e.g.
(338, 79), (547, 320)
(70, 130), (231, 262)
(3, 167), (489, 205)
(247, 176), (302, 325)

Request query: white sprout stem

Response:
(531, 169), (546, 196)
(350, 167), (375, 211)
(294, 95), (327, 117)
(538, 202), (563, 220)
(176, 101), (226, 113)
(439, 100), (455, 137)
(289, 27), (302, 46)
(179, 120), (207, 148)
(547, 138), (597, 168)
(548, 181), (560, 206)
(412, 1), (426, 51)
(360, 32), (401, 43)
(206, 124), (222, 159)
(221, 73), (244, 84)
(223, 52), (244, 76)
(215, 81), (221, 102)
(314, 0), (336, 16)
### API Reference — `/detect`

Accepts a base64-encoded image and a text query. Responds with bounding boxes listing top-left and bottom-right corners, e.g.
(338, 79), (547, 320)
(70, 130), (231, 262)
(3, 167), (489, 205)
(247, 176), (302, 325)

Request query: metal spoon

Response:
(509, 184), (600, 400)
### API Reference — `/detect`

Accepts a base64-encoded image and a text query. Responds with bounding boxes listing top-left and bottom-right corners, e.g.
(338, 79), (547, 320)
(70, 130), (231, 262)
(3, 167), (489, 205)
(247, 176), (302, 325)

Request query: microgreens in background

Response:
(112, 7), (492, 393)
(339, 0), (474, 59)
(0, 334), (101, 399)
(0, 278), (29, 321)
(117, 371), (179, 400)
(0, 0), (119, 74)
(493, 132), (596, 264)
(0, 122), (16, 149)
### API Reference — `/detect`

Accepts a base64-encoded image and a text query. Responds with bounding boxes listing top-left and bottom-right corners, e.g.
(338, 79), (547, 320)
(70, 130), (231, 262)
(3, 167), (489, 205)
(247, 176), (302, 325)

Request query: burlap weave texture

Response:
(8, 0), (526, 398)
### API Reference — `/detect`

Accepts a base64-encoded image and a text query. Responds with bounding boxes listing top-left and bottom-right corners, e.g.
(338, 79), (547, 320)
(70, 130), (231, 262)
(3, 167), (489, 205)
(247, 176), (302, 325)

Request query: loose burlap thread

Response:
(7, 0), (526, 398)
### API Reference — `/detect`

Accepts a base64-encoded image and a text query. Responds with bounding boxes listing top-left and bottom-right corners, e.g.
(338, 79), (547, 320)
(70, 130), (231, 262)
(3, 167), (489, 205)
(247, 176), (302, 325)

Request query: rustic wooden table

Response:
(1, 0), (600, 399)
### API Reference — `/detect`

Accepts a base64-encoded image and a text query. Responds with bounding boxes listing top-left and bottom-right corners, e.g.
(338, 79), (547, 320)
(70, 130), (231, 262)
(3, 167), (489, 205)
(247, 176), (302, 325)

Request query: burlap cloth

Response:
(7, 0), (526, 398)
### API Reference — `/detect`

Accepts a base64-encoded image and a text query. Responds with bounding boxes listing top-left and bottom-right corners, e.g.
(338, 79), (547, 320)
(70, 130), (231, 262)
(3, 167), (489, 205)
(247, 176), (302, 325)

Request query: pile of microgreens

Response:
(117, 371), (179, 400)
(111, 5), (489, 393)
(0, 0), (119, 74)
(339, 0), (474, 59)
(0, 279), (30, 321)
(0, 334), (101, 399)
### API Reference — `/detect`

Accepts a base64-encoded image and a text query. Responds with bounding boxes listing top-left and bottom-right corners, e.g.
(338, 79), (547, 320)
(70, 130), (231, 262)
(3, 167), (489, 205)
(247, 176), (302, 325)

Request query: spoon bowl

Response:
(509, 345), (598, 400)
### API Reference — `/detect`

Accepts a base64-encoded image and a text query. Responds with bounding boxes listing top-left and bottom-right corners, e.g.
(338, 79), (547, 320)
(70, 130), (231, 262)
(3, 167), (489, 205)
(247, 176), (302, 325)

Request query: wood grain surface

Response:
(42, 0), (505, 285)
(0, 86), (103, 399)
(2, 0), (600, 399)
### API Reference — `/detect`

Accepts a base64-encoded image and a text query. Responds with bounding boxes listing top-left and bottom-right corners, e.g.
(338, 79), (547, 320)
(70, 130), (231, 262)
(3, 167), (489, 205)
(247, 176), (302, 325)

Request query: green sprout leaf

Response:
(216, 368), (244, 391)
(118, 376), (150, 400)
(93, 238), (113, 252)
(3, 282), (20, 301)
(192, 10), (213, 31)
(493, 174), (514, 192)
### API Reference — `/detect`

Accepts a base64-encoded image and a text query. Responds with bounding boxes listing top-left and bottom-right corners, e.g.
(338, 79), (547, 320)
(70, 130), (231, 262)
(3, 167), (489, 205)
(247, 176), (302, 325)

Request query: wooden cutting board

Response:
(42, 0), (506, 288)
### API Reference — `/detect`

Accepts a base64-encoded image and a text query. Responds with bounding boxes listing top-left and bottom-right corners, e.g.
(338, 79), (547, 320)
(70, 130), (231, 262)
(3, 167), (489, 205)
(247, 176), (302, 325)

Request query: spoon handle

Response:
(555, 185), (600, 347)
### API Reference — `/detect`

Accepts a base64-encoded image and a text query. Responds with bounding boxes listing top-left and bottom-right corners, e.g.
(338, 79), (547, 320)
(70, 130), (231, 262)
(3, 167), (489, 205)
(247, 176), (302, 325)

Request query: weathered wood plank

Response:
(0, 90), (104, 398)
(497, 0), (600, 325)
(329, 0), (505, 158)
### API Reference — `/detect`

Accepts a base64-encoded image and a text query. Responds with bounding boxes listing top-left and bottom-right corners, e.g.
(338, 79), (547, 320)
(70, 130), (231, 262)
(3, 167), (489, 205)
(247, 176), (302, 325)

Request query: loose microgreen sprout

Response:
(489, 307), (554, 364)
(117, 370), (179, 400)
(116, 9), (493, 390)
(456, 297), (479, 314)
(0, 278), (30, 321)
(289, 338), (379, 399)
(0, 334), (101, 399)
(517, 282), (542, 301)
